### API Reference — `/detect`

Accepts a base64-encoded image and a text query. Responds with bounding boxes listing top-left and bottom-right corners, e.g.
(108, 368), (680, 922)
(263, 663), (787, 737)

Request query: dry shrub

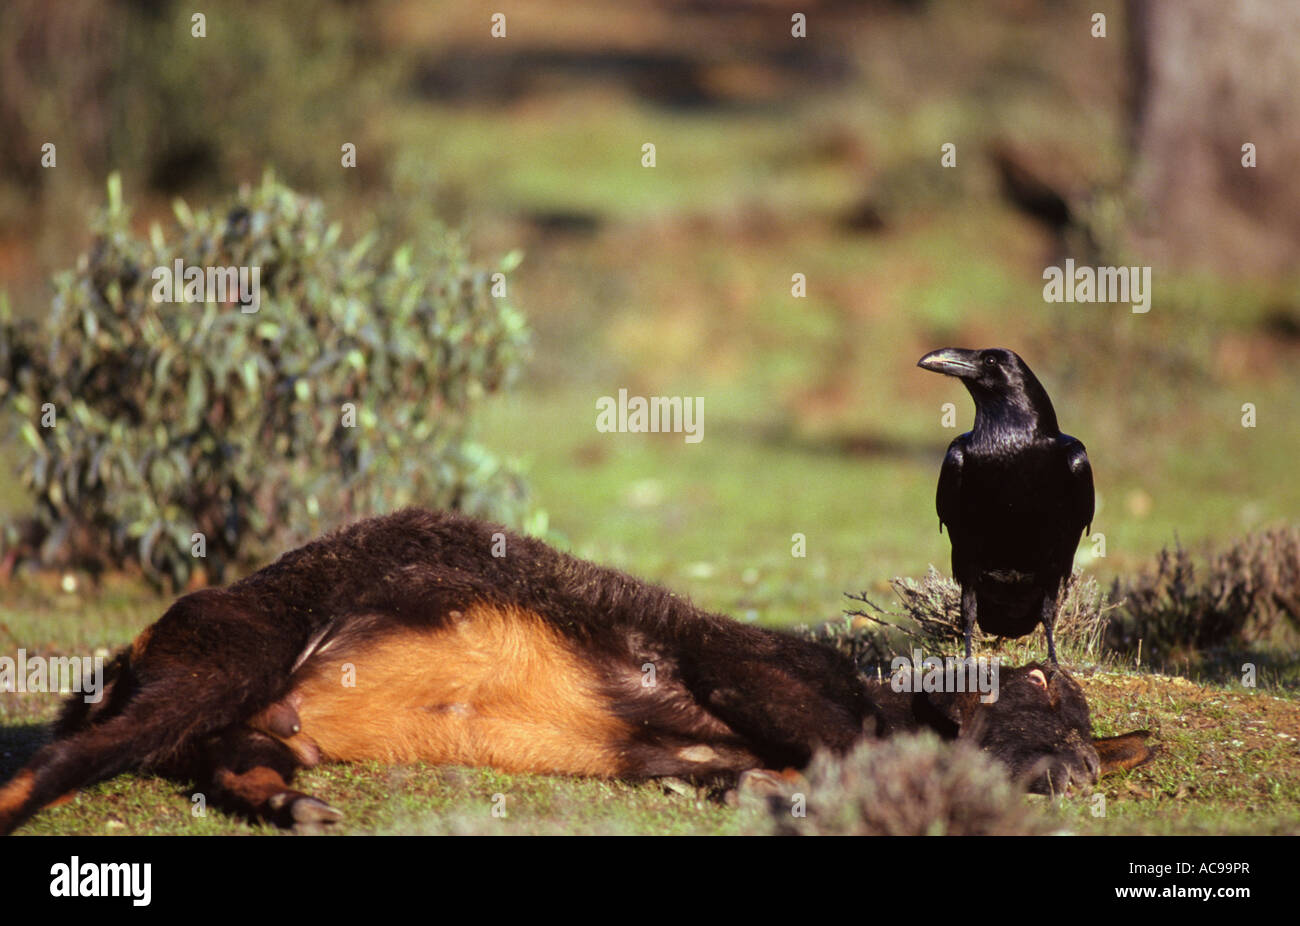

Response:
(767, 733), (1053, 836)
(1105, 527), (1300, 662)
(807, 568), (1113, 670)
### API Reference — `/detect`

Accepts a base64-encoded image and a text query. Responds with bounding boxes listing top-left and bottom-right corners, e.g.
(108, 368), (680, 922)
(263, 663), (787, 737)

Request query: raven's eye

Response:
(983, 355), (998, 366)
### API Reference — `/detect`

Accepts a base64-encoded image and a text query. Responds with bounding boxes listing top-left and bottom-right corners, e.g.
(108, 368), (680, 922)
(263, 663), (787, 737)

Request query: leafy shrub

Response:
(0, 172), (530, 587)
(764, 733), (1053, 836)
(1105, 528), (1300, 663)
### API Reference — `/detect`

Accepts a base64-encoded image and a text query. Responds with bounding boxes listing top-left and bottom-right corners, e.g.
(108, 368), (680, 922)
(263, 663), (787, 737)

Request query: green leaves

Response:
(0, 172), (531, 588)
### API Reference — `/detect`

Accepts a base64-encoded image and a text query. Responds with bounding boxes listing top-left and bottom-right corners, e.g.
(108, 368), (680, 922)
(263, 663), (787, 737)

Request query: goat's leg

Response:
(199, 728), (339, 832)
(0, 700), (204, 835)
(1, 588), (313, 834)
(668, 633), (881, 772)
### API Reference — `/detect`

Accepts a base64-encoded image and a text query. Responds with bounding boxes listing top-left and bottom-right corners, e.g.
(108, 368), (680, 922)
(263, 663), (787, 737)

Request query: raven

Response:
(917, 348), (1094, 664)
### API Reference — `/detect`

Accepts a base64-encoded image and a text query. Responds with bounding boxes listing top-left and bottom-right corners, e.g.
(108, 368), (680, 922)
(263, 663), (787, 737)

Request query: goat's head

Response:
(915, 663), (1156, 795)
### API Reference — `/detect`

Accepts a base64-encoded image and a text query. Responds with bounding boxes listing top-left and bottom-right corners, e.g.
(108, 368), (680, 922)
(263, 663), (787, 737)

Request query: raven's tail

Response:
(976, 584), (1045, 638)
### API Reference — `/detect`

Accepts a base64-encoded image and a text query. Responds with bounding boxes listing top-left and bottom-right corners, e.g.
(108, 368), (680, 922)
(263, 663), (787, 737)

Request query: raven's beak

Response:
(917, 347), (980, 379)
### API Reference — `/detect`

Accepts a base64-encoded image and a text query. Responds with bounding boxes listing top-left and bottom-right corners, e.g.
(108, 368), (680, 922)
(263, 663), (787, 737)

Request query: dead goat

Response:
(0, 509), (1153, 833)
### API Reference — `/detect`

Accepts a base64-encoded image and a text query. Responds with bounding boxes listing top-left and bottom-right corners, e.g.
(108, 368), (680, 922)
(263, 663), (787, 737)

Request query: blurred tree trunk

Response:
(1127, 0), (1300, 276)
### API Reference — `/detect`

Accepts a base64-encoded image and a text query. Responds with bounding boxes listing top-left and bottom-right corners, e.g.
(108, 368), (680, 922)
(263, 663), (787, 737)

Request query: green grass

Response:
(6, 656), (1297, 835)
(4, 411), (1299, 835)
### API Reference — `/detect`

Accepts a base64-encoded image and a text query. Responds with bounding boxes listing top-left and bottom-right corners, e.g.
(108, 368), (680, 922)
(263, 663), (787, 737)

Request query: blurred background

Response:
(1, 0), (1298, 633)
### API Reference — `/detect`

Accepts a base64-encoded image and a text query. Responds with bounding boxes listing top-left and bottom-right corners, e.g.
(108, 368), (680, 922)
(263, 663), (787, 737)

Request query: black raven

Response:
(917, 347), (1094, 664)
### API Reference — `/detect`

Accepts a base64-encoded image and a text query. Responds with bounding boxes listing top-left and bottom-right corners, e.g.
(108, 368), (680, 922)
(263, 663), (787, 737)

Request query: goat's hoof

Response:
(268, 792), (342, 832)
(726, 768), (804, 806)
(290, 797), (343, 834)
(738, 769), (786, 794)
(659, 777), (696, 798)
(290, 796), (342, 825)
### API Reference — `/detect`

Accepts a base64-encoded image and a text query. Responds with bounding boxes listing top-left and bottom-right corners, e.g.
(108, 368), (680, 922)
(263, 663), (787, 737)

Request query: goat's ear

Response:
(1093, 730), (1158, 775)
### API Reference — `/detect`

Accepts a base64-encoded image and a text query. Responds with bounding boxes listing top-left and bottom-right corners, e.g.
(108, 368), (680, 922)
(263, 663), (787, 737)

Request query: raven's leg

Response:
(961, 585), (977, 659)
(1042, 587), (1060, 665)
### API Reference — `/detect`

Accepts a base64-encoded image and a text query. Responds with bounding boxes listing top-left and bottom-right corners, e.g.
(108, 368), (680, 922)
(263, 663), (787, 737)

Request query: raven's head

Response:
(917, 347), (1058, 434)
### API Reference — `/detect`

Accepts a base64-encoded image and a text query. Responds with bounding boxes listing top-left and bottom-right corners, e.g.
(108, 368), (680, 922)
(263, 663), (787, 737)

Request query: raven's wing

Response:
(1060, 433), (1094, 534)
(936, 436), (967, 534)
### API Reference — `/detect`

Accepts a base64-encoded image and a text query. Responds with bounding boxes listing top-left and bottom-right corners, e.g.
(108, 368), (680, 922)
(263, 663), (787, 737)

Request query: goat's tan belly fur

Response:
(277, 605), (633, 777)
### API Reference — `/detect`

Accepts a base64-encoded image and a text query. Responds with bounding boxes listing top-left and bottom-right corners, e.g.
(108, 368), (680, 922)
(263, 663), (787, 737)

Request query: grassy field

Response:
(2, 0), (1299, 835)
(3, 545), (1299, 835)
(3, 386), (1298, 834)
